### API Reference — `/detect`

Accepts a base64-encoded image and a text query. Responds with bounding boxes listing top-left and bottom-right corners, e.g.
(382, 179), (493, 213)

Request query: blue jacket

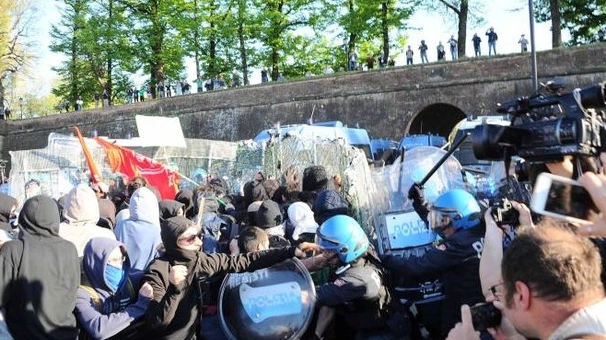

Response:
(114, 187), (161, 272)
(74, 237), (151, 340)
(384, 228), (485, 334)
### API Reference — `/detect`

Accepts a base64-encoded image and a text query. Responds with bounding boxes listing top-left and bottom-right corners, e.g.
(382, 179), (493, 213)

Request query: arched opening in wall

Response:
(407, 103), (467, 138)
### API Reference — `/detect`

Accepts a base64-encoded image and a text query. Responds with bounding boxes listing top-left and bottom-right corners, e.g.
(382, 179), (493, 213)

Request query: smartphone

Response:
(530, 173), (596, 224)
(470, 302), (502, 332)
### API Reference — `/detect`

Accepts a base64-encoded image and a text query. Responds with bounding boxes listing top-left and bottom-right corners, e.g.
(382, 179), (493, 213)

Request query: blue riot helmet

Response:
(428, 189), (481, 235)
(316, 215), (369, 264)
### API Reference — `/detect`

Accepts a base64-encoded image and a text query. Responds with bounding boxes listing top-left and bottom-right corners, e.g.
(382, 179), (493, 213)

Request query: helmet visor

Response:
(428, 208), (456, 231)
(315, 230), (341, 252)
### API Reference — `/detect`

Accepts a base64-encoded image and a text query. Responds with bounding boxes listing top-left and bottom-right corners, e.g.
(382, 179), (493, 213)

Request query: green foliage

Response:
(534, 0), (606, 46)
(46, 0), (417, 103)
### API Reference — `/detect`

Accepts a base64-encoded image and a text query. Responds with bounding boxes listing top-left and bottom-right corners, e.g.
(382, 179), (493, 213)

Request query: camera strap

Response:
(573, 88), (585, 112)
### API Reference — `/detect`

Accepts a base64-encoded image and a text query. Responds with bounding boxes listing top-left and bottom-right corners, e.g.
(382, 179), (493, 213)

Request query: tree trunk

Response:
(549, 0), (562, 47)
(381, 1), (389, 62)
(457, 0), (468, 58)
(238, 19), (249, 85)
(194, 0), (200, 78)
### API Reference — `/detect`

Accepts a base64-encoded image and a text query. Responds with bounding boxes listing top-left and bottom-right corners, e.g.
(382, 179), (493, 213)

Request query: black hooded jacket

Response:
(0, 193), (17, 231)
(143, 216), (299, 340)
(0, 195), (80, 340)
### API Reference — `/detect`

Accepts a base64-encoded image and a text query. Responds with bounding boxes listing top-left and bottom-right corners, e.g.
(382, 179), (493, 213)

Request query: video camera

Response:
(472, 81), (606, 163)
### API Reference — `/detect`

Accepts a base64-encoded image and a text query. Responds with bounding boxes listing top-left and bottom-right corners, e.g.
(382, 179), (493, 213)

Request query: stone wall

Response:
(2, 43), (606, 161)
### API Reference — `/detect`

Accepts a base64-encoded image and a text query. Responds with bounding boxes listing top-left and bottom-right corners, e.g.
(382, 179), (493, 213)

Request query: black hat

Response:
(256, 199), (283, 229)
(302, 165), (328, 192)
(312, 189), (349, 225)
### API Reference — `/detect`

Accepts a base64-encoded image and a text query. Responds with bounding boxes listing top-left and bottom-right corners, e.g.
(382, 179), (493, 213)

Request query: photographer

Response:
(447, 219), (606, 340)
(479, 201), (533, 298)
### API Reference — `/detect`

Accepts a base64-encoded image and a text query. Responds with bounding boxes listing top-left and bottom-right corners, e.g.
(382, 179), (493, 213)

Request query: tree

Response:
(329, 0), (414, 70)
(424, 0), (485, 58)
(119, 0), (189, 97)
(51, 0), (138, 106)
(0, 0), (35, 114)
(253, 0), (326, 80)
(534, 0), (606, 47)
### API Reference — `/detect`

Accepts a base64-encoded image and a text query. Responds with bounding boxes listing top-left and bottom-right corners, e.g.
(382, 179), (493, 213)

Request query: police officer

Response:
(312, 215), (392, 340)
(383, 187), (486, 338)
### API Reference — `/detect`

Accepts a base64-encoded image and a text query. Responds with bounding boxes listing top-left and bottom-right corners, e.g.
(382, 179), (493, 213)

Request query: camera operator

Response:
(447, 217), (606, 340)
(383, 186), (486, 337)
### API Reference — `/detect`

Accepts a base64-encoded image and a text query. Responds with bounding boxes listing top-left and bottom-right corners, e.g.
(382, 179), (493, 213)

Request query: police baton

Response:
(418, 132), (469, 187)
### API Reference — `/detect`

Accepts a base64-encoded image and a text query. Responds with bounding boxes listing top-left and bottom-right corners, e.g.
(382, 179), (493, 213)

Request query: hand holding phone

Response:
(530, 173), (596, 225)
(578, 172), (606, 237)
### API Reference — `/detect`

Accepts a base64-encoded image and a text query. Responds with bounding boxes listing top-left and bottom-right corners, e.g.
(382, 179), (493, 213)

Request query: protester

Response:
(0, 195), (80, 339)
(142, 216), (305, 339)
(114, 186), (162, 273)
(59, 183), (116, 256)
(75, 237), (153, 339)
(0, 193), (17, 232)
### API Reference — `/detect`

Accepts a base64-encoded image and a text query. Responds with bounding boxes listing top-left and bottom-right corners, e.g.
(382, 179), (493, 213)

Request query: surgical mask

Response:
(105, 263), (125, 291)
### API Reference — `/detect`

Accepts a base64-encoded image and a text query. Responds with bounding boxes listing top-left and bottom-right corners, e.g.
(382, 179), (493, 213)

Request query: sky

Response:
(26, 0), (564, 97)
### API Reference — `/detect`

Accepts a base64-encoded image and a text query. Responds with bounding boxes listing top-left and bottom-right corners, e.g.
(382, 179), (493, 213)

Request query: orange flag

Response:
(74, 126), (102, 184)
(94, 137), (180, 200)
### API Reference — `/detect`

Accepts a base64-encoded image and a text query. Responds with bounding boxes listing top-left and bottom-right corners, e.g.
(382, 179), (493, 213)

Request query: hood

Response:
(175, 189), (194, 219)
(159, 199), (185, 220)
(83, 237), (130, 292)
(287, 202), (318, 240)
(312, 189), (349, 225)
(63, 184), (100, 225)
(256, 199), (283, 229)
(129, 187), (159, 223)
(161, 216), (199, 262)
(0, 192), (17, 220)
(18, 195), (61, 238)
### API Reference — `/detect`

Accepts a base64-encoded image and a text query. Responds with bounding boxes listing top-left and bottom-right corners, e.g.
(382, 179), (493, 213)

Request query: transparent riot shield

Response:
(218, 258), (316, 340)
(371, 146), (467, 337)
(372, 146), (465, 255)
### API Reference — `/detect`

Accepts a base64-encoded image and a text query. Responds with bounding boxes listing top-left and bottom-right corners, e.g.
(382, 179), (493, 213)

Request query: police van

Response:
(254, 121), (377, 162)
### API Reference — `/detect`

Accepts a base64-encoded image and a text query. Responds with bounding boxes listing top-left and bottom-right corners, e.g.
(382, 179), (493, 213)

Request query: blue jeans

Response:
(488, 41), (496, 56)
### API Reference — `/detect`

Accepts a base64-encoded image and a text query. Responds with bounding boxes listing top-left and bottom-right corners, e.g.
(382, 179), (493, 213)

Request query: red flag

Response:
(74, 126), (102, 185)
(94, 137), (180, 200)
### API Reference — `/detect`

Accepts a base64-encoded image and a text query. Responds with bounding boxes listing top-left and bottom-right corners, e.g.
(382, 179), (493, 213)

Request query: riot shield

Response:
(218, 258), (316, 340)
(373, 146), (465, 255)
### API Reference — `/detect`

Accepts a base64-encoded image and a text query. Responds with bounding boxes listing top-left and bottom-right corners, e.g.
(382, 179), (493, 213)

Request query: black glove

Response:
(407, 183), (425, 201)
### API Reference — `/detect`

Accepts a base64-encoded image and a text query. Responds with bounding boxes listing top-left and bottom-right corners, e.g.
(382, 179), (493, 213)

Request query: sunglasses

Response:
(178, 233), (201, 245)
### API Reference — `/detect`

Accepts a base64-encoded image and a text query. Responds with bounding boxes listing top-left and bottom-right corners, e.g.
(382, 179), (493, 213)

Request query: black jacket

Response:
(0, 195), (80, 340)
(316, 256), (389, 331)
(143, 247), (298, 340)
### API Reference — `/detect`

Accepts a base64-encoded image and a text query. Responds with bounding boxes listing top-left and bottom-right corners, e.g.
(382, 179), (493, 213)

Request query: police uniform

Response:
(316, 256), (389, 334)
(384, 228), (485, 335)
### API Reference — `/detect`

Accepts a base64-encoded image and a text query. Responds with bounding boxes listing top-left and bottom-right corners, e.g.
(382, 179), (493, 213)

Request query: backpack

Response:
(78, 276), (146, 340)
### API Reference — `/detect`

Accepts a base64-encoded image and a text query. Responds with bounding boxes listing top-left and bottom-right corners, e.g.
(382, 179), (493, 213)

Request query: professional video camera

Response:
(472, 81), (606, 163)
